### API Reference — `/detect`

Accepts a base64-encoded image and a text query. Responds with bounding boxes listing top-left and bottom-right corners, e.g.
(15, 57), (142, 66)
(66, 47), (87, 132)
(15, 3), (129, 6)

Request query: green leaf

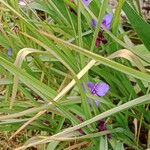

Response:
(99, 136), (108, 150)
(133, 44), (150, 64)
(123, 2), (150, 51)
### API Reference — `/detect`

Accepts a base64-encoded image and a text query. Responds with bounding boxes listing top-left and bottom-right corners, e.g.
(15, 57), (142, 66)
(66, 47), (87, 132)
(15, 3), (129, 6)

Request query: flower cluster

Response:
(82, 0), (113, 48)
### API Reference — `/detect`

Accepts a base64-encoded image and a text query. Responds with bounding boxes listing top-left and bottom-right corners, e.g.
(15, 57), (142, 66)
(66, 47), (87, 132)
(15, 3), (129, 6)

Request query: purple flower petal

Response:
(94, 82), (109, 96)
(87, 82), (95, 92)
(82, 0), (90, 7)
(91, 13), (113, 30)
(86, 82), (109, 107)
(8, 48), (12, 56)
(101, 13), (113, 30)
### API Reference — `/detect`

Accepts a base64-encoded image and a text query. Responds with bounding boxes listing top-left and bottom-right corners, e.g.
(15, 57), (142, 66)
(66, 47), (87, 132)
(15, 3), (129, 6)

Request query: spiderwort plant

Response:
(92, 13), (113, 47)
(87, 82), (109, 106)
(82, 0), (113, 47)
(82, 0), (113, 30)
(91, 13), (113, 30)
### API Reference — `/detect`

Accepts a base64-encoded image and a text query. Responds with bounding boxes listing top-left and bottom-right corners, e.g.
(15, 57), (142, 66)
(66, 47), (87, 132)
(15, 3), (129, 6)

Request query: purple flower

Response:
(82, 0), (90, 7)
(91, 13), (113, 30)
(7, 48), (12, 56)
(87, 82), (109, 106)
(87, 82), (109, 96)
(101, 13), (113, 30)
(91, 13), (113, 48)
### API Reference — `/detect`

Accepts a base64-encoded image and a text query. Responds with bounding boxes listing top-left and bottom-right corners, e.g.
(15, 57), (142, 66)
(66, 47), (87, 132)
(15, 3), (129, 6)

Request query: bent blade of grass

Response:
(16, 94), (150, 149)
(0, 57), (80, 121)
(16, 128), (123, 150)
(9, 110), (46, 140)
(20, 32), (93, 120)
(0, 118), (30, 125)
(10, 48), (46, 109)
(38, 31), (150, 82)
(21, 31), (91, 120)
(64, 141), (89, 150)
(0, 98), (79, 121)
(107, 49), (146, 72)
(0, 57), (56, 99)
(0, 59), (96, 121)
(10, 59), (96, 138)
(20, 33), (76, 76)
(1, 58), (96, 138)
(10, 31), (149, 136)
(119, 26), (134, 48)
(0, 57), (87, 137)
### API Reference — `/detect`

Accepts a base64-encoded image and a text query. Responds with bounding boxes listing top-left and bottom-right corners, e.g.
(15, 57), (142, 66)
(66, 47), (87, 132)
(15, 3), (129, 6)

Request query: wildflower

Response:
(101, 13), (113, 30)
(91, 13), (113, 30)
(82, 0), (91, 7)
(87, 82), (109, 106)
(98, 119), (112, 140)
(92, 13), (113, 47)
(7, 48), (12, 56)
(87, 82), (109, 96)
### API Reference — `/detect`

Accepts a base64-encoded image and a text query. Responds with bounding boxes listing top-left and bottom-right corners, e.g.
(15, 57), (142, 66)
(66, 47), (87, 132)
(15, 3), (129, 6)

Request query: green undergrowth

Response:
(0, 0), (150, 150)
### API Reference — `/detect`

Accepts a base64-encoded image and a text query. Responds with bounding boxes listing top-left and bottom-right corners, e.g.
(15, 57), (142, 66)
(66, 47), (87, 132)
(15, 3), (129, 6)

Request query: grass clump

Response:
(0, 0), (150, 149)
